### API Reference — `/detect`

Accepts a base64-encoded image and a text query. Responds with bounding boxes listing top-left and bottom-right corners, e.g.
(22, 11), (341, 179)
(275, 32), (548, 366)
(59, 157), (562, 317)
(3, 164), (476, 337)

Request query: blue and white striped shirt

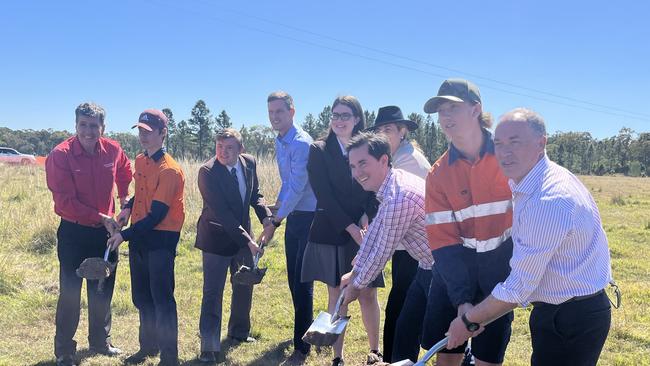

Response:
(491, 155), (612, 306)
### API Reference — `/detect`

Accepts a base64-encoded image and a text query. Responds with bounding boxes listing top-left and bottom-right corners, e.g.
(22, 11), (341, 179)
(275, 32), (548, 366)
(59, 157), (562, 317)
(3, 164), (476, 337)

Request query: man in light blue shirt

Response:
(445, 108), (613, 366)
(263, 91), (317, 365)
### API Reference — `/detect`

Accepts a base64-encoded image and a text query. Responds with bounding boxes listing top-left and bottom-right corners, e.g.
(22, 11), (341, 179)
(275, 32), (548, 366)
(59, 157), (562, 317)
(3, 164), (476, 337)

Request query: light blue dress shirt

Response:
(275, 125), (316, 218)
(492, 155), (613, 306)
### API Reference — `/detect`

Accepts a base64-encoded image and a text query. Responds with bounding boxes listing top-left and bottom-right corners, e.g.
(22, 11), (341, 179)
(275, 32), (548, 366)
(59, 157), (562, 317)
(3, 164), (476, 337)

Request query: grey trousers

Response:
(199, 247), (254, 352)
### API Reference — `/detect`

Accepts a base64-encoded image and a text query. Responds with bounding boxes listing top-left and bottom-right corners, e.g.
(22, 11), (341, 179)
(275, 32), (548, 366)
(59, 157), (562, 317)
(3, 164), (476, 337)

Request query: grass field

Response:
(0, 161), (648, 366)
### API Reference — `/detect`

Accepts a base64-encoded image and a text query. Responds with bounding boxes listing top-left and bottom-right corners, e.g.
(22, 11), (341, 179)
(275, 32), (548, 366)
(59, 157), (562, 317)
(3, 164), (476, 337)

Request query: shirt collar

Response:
(336, 137), (348, 157)
(509, 154), (549, 195)
(226, 158), (241, 172)
(144, 147), (166, 162)
(448, 128), (495, 165)
(376, 169), (395, 202)
(277, 125), (298, 145)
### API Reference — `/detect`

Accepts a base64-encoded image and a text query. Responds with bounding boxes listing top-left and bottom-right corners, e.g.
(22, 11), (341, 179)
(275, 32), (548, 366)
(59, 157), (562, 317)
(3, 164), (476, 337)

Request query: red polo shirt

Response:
(46, 136), (133, 227)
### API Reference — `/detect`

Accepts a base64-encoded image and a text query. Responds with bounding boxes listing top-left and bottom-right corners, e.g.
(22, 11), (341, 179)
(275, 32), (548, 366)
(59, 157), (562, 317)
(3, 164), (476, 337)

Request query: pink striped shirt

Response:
(352, 169), (433, 288)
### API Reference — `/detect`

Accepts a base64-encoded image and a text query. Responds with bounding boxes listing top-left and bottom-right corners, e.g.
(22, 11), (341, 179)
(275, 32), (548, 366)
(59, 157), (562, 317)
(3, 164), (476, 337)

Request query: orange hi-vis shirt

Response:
(131, 151), (185, 232)
(425, 136), (512, 253)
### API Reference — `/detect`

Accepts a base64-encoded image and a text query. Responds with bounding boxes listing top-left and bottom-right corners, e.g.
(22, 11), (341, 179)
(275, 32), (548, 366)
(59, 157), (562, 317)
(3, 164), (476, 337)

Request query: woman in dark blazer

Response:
(302, 95), (384, 366)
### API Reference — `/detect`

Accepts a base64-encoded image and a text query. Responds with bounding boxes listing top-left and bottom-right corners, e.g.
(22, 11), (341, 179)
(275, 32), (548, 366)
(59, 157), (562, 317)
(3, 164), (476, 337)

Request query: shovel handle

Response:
(332, 287), (346, 320)
(413, 337), (448, 366)
(252, 240), (266, 268)
(103, 246), (111, 262)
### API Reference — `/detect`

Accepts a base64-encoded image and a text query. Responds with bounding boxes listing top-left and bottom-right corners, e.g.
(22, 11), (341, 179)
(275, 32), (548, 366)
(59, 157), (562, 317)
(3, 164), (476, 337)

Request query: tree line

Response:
(1, 100), (648, 176)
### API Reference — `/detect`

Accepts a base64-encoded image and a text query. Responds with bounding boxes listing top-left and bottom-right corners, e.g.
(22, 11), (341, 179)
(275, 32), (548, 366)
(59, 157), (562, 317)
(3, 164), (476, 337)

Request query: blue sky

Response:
(1, 0), (648, 138)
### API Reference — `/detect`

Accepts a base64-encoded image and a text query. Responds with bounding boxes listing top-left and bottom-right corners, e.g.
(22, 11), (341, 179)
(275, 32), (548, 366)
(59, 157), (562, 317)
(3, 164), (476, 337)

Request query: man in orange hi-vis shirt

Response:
(420, 79), (514, 366)
(107, 109), (185, 366)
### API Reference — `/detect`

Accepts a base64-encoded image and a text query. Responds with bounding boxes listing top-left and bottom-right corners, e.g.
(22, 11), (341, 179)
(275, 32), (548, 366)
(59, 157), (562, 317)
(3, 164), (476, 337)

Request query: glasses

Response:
(331, 113), (354, 121)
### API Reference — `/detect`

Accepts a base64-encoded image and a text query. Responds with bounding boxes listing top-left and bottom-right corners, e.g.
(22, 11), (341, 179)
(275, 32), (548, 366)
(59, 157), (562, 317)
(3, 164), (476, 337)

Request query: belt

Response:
(532, 289), (605, 307)
(61, 218), (104, 229)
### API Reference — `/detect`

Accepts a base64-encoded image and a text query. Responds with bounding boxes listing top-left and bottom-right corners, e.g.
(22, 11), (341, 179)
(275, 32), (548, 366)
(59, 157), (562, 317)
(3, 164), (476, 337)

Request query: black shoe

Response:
(56, 355), (77, 366)
(228, 335), (257, 343)
(124, 349), (159, 364)
(157, 358), (180, 366)
(199, 351), (217, 363)
(331, 357), (345, 366)
(89, 343), (122, 356)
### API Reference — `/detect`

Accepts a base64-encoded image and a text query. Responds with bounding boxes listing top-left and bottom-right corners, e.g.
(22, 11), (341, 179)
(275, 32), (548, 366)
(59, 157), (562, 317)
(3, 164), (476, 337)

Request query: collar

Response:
(509, 154), (549, 195)
(144, 147), (166, 162)
(226, 159), (241, 172)
(277, 125), (298, 145)
(336, 137), (348, 157)
(71, 136), (107, 156)
(376, 169), (395, 202)
(448, 128), (495, 165)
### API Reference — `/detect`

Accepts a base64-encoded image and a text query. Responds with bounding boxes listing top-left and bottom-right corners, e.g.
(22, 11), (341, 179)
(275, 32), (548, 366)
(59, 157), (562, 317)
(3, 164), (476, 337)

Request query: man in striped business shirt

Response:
(446, 108), (613, 366)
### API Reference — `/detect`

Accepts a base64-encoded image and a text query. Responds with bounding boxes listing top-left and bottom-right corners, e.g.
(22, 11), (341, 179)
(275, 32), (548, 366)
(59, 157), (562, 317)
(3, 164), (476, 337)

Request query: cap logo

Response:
(141, 114), (149, 121)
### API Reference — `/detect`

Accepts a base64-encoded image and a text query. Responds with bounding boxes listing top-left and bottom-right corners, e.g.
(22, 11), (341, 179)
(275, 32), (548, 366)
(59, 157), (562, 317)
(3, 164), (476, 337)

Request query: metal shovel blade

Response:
(232, 266), (267, 286)
(302, 289), (350, 346)
(232, 242), (267, 286)
(390, 337), (449, 366)
(76, 247), (112, 280)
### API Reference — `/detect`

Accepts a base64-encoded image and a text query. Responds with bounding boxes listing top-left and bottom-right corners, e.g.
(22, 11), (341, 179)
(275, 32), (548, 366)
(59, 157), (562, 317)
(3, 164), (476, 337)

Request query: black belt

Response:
(532, 289), (605, 307)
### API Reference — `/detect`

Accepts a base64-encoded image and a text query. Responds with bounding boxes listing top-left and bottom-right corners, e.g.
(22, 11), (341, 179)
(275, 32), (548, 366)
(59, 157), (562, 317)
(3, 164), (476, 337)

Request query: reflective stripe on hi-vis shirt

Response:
(425, 199), (512, 226)
(461, 227), (512, 252)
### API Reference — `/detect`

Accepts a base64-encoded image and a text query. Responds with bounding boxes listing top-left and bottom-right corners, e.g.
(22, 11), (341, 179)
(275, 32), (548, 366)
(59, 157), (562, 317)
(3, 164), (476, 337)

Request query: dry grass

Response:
(0, 164), (649, 365)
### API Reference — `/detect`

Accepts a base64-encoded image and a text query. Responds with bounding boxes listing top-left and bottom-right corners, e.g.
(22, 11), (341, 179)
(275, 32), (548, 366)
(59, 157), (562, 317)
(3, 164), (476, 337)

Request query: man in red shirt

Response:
(45, 102), (132, 366)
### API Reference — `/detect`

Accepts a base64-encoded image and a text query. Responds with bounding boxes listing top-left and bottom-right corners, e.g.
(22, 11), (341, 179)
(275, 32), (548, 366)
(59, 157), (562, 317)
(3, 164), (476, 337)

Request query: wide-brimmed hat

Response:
(366, 105), (418, 131)
(423, 78), (482, 113)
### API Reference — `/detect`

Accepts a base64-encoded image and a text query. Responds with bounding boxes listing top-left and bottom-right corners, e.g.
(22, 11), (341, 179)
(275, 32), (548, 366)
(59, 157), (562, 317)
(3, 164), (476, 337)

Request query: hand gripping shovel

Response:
(302, 287), (351, 346)
(76, 247), (116, 293)
(232, 241), (267, 286)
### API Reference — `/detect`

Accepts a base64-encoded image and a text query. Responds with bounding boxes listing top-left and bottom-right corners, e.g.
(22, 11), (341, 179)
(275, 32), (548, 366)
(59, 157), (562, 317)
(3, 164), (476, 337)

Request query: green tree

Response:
(188, 100), (214, 160)
(162, 108), (176, 155)
(301, 113), (318, 139)
(215, 110), (232, 131)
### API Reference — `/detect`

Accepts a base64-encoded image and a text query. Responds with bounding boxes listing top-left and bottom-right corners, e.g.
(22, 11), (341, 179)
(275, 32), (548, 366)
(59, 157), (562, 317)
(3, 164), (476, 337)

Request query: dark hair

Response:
(75, 102), (105, 125)
(346, 132), (392, 167)
(267, 91), (294, 110)
(216, 128), (244, 147)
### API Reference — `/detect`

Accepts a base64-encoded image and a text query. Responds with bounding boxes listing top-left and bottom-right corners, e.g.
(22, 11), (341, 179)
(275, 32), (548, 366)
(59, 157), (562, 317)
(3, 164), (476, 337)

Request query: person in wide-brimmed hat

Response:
(367, 106), (430, 180)
(366, 105), (431, 362)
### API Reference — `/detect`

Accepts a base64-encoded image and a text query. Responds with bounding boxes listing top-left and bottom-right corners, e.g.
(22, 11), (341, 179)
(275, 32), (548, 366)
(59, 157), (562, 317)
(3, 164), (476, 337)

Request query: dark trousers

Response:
(284, 210), (314, 354)
(199, 247), (254, 352)
(54, 220), (118, 358)
(384, 250), (419, 360)
(392, 268), (432, 363)
(129, 247), (178, 362)
(530, 292), (611, 366)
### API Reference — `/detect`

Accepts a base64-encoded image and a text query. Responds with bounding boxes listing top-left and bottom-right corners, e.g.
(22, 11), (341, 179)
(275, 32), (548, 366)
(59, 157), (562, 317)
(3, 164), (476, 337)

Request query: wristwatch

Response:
(461, 313), (480, 332)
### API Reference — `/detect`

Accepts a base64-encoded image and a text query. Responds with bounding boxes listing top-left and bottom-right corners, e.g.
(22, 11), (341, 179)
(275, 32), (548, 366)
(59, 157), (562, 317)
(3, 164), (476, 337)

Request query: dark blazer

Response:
(307, 133), (375, 246)
(195, 154), (272, 256)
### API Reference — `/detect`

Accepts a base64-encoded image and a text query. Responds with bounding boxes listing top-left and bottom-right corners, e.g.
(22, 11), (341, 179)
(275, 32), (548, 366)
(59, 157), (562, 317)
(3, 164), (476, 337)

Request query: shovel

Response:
(232, 241), (267, 286)
(302, 287), (351, 346)
(76, 246), (116, 293)
(389, 337), (448, 366)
